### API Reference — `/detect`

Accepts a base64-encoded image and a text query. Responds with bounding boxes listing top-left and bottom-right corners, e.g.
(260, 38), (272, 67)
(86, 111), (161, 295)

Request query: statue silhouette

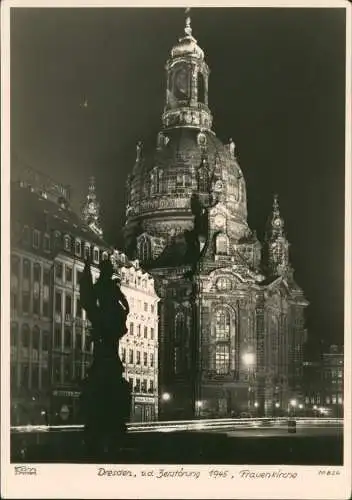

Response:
(78, 257), (131, 458)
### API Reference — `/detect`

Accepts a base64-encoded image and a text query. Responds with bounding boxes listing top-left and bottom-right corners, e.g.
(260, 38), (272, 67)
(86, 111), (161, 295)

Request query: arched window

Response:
(214, 309), (231, 341)
(174, 312), (185, 343)
(197, 160), (209, 192)
(215, 344), (230, 375)
(64, 235), (71, 252)
(213, 308), (232, 375)
(139, 236), (151, 263)
(150, 168), (159, 195)
(174, 311), (187, 375)
(270, 315), (279, 372)
(197, 72), (205, 104)
(84, 244), (91, 260)
(158, 169), (164, 193)
(215, 233), (229, 255)
(75, 239), (82, 256)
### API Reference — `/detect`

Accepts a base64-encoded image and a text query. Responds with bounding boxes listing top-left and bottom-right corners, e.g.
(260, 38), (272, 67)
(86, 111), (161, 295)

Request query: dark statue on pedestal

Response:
(78, 257), (131, 457)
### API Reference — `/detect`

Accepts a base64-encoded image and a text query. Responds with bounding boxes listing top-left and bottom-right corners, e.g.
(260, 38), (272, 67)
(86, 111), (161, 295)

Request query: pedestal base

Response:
(79, 344), (131, 458)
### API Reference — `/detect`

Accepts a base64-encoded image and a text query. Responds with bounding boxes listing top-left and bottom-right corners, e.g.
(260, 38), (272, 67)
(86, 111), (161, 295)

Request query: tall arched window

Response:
(213, 308), (231, 375)
(174, 312), (186, 375)
(139, 236), (151, 263)
(150, 168), (159, 195)
(214, 309), (231, 341)
(197, 72), (205, 104)
(174, 312), (185, 343)
(215, 233), (229, 255)
(197, 160), (209, 192)
(271, 315), (279, 373)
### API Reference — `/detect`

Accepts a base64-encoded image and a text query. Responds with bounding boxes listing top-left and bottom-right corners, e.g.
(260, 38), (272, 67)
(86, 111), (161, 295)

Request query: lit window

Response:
(332, 395), (337, 404)
(214, 309), (231, 341)
(215, 233), (229, 255)
(215, 344), (230, 375)
(326, 396), (331, 404)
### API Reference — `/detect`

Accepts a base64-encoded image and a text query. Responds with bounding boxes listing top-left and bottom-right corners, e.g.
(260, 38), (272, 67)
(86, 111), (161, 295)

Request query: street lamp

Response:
(289, 399), (297, 418)
(275, 402), (280, 409)
(242, 352), (255, 413)
(161, 392), (171, 402)
(298, 404), (303, 410)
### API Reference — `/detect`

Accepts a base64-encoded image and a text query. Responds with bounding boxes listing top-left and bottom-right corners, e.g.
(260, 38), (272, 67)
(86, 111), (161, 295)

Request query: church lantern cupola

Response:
(162, 10), (213, 131)
(265, 194), (290, 276)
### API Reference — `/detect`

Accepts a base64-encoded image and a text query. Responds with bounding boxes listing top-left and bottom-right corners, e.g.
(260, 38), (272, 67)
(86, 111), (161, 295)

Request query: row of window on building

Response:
(128, 322), (155, 340)
(127, 297), (155, 314)
(121, 348), (155, 368)
(305, 394), (343, 405)
(20, 226), (106, 263)
(128, 376), (155, 394)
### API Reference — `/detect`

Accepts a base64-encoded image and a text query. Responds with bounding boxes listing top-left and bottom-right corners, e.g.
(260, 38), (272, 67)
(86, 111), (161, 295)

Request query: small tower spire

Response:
(265, 194), (290, 276)
(81, 176), (103, 238)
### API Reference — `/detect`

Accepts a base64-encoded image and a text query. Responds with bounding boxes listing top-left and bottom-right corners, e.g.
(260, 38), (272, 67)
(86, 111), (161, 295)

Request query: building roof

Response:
(11, 182), (110, 249)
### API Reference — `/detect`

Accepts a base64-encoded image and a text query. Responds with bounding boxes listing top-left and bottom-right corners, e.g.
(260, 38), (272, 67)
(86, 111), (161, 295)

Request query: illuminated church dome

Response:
(125, 13), (251, 263)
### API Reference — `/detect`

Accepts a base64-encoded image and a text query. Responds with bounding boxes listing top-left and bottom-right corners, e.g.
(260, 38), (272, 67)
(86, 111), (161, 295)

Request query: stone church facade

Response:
(124, 15), (308, 418)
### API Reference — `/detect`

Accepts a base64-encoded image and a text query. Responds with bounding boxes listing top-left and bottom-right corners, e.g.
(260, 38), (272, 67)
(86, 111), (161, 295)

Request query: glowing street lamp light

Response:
(195, 400), (203, 409)
(313, 405), (318, 410)
(298, 404), (303, 410)
(161, 392), (171, 402)
(290, 399), (297, 408)
(254, 402), (259, 408)
(275, 402), (280, 408)
(242, 353), (255, 366)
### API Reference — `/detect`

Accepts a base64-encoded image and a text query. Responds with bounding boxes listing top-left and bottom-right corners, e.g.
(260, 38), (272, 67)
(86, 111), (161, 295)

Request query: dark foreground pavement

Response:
(11, 428), (343, 465)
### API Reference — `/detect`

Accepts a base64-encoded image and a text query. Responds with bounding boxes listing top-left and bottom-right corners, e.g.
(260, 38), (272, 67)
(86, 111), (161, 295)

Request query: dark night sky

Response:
(11, 7), (346, 348)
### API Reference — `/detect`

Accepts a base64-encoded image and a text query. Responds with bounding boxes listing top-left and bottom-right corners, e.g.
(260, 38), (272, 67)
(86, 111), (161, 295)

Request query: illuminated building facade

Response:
(124, 15), (308, 418)
(10, 166), (159, 424)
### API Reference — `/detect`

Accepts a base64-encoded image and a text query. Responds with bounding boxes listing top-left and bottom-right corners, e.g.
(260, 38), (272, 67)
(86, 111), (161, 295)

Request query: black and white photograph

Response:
(1, 1), (351, 498)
